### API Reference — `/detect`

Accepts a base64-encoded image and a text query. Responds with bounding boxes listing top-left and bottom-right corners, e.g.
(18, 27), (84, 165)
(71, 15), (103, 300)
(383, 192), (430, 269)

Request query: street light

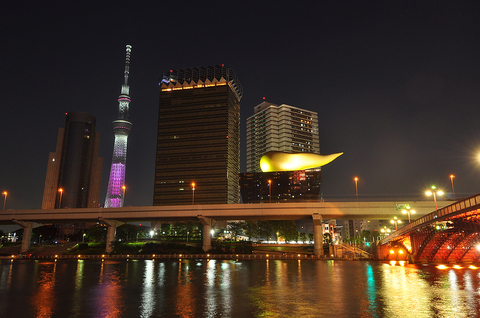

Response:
(402, 206), (416, 223)
(390, 216), (402, 230)
(354, 177), (359, 201)
(450, 175), (455, 200)
(2, 191), (7, 210)
(58, 188), (64, 209)
(268, 179), (272, 203)
(380, 227), (391, 238)
(122, 185), (126, 207)
(426, 185), (444, 213)
(191, 182), (195, 205)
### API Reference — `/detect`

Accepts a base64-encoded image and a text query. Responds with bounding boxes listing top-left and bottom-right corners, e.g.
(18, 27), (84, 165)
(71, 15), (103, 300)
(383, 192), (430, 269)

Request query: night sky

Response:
(2, 1), (480, 215)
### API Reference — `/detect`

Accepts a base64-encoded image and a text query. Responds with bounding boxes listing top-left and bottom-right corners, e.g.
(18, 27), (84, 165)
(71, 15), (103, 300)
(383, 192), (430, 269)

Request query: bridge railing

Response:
(380, 193), (480, 244)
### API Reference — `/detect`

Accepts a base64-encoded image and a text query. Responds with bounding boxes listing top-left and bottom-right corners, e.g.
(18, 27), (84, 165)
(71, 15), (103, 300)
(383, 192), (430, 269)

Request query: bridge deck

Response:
(0, 201), (450, 224)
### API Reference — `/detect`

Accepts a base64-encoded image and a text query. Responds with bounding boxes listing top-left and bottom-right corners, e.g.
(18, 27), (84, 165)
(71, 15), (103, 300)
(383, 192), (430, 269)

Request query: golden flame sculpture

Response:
(260, 151), (343, 172)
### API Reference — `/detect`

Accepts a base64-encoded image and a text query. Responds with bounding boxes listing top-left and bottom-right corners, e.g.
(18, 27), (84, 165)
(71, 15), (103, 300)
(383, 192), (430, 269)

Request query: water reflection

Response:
(93, 261), (125, 317)
(175, 261), (196, 317)
(1, 259), (480, 317)
(204, 260), (218, 317)
(31, 262), (57, 318)
(140, 260), (155, 317)
(365, 264), (379, 317)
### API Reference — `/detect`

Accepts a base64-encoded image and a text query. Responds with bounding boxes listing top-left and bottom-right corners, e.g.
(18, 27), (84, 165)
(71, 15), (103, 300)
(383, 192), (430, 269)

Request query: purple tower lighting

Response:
(104, 45), (132, 208)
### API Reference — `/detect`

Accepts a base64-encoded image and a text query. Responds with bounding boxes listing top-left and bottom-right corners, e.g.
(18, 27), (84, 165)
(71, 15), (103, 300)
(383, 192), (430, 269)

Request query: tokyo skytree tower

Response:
(104, 45), (132, 208)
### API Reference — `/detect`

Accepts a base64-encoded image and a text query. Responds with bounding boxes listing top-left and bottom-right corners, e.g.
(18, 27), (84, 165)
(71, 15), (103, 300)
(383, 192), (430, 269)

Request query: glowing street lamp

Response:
(426, 185), (444, 213)
(191, 182), (195, 205)
(380, 227), (391, 238)
(450, 175), (455, 200)
(122, 185), (126, 207)
(390, 216), (402, 230)
(2, 191), (7, 210)
(268, 179), (272, 203)
(402, 206), (416, 223)
(58, 188), (64, 209)
(354, 177), (359, 201)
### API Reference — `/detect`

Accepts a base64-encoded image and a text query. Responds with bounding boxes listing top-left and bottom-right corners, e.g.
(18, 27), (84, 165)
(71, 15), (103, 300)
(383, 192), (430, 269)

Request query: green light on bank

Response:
(260, 151), (343, 172)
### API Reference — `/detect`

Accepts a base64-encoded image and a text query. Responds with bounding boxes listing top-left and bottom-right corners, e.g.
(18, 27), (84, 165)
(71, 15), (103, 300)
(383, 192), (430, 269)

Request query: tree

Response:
(228, 222), (245, 241)
(160, 223), (171, 235)
(299, 232), (307, 243)
(243, 221), (260, 241)
(86, 225), (107, 242)
(278, 220), (298, 242)
(172, 221), (200, 241)
(360, 230), (372, 243)
(323, 233), (332, 245)
(258, 221), (276, 240)
(308, 233), (314, 242)
(116, 224), (141, 241)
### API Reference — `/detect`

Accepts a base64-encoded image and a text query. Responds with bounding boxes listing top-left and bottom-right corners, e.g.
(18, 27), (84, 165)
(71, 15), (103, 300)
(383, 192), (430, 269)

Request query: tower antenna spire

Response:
(123, 45), (132, 86)
(104, 45), (133, 208)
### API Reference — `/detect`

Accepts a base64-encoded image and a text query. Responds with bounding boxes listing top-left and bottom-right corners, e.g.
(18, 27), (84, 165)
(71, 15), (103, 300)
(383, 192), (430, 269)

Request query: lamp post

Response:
(450, 175), (455, 200)
(402, 206), (416, 223)
(354, 177), (359, 201)
(380, 227), (391, 239)
(268, 179), (272, 203)
(58, 188), (64, 209)
(122, 185), (126, 207)
(191, 182), (195, 205)
(426, 185), (444, 213)
(2, 191), (7, 210)
(390, 216), (402, 231)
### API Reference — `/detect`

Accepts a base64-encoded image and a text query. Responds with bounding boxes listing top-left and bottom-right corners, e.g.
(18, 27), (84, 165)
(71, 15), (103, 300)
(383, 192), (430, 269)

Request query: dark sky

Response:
(2, 1), (480, 212)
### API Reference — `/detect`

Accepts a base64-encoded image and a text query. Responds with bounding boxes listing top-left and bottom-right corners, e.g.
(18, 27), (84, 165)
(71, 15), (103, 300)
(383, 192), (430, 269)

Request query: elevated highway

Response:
(1, 200), (450, 255)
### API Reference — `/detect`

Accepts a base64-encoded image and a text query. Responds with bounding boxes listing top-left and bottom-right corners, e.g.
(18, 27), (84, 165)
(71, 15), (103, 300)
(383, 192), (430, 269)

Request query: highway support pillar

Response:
(13, 220), (33, 254)
(101, 219), (124, 254)
(312, 213), (324, 257)
(198, 215), (212, 252)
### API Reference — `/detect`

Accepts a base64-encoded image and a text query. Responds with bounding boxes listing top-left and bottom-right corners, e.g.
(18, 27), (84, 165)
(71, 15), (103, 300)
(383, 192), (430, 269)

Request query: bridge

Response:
(1, 201), (450, 256)
(378, 193), (480, 264)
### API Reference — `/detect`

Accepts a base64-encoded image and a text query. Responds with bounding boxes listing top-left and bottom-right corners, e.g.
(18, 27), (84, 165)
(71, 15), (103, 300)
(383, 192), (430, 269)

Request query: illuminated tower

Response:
(104, 45), (132, 208)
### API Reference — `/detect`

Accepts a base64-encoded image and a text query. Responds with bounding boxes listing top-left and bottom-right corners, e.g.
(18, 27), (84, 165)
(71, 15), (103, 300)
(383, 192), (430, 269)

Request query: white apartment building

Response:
(246, 101), (320, 172)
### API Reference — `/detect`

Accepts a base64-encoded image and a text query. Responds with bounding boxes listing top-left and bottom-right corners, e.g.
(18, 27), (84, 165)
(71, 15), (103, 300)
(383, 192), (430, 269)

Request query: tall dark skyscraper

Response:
(154, 65), (242, 205)
(42, 112), (103, 209)
(104, 45), (132, 208)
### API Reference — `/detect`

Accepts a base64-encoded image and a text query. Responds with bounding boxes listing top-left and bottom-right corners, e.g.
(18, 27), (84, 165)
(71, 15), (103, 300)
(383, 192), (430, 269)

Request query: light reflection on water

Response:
(0, 259), (479, 317)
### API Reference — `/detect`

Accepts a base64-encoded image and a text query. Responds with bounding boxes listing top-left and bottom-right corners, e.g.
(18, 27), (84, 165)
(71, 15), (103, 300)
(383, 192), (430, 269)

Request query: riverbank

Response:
(0, 241), (319, 257)
(1, 253), (326, 260)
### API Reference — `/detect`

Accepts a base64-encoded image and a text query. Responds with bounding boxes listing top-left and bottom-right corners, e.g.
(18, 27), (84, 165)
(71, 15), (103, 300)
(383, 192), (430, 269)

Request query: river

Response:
(0, 259), (479, 317)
